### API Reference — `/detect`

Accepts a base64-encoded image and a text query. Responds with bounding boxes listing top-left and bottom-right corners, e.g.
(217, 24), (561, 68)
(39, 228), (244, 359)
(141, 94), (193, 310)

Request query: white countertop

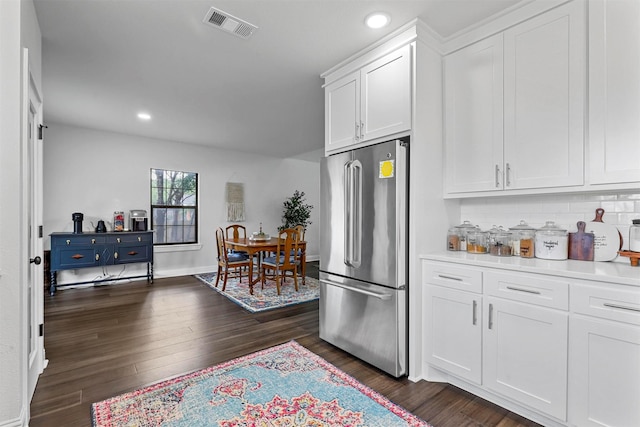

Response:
(420, 251), (640, 287)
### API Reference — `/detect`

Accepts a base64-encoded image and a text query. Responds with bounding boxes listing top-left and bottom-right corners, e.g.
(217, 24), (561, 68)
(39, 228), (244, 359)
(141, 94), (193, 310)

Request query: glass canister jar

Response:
(448, 220), (477, 251)
(490, 230), (513, 256)
(487, 225), (505, 246)
(508, 220), (536, 256)
(467, 230), (489, 254)
(534, 221), (568, 260)
(447, 226), (460, 251)
(630, 219), (640, 252)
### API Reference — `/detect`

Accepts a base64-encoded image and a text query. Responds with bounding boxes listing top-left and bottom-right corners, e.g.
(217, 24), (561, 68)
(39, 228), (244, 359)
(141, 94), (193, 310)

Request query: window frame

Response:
(150, 168), (199, 246)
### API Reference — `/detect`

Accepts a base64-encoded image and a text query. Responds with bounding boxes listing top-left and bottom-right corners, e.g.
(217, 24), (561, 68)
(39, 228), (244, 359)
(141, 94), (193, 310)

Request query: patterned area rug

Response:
(194, 272), (319, 313)
(91, 340), (429, 427)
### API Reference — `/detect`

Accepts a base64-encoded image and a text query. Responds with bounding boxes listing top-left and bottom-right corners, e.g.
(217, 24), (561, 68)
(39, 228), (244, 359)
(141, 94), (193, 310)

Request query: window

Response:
(151, 168), (198, 245)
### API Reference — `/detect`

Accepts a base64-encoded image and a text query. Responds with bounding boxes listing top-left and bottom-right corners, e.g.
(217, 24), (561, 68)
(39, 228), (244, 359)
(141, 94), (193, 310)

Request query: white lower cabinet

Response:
(423, 260), (576, 425)
(484, 296), (568, 421)
(425, 285), (482, 384)
(569, 283), (640, 427)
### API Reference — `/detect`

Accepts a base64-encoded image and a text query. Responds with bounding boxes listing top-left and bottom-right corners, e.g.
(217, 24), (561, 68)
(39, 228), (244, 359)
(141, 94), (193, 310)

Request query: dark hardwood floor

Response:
(30, 263), (540, 427)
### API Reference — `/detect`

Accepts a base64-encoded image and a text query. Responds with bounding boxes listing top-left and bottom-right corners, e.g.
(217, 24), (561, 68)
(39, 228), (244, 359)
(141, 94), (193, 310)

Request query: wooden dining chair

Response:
(225, 224), (248, 253)
(215, 227), (251, 291)
(261, 228), (301, 295)
(293, 225), (306, 282)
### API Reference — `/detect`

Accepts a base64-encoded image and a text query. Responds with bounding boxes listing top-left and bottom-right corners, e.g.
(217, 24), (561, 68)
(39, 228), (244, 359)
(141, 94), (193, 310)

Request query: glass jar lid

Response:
(537, 221), (567, 233)
(454, 220), (477, 230)
(509, 220), (536, 231)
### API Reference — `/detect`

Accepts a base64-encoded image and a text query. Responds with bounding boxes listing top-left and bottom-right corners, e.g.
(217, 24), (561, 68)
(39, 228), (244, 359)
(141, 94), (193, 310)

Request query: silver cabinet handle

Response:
(138, 236), (142, 242)
(506, 163), (512, 187)
(438, 274), (463, 282)
(114, 252), (118, 259)
(354, 123), (359, 141)
(91, 239), (96, 244)
(95, 254), (99, 261)
(603, 303), (640, 313)
(472, 300), (478, 325)
(488, 303), (494, 329)
(360, 121), (364, 139)
(320, 279), (391, 300)
(506, 286), (541, 295)
(66, 239), (70, 245)
(117, 237), (121, 243)
(495, 164), (501, 188)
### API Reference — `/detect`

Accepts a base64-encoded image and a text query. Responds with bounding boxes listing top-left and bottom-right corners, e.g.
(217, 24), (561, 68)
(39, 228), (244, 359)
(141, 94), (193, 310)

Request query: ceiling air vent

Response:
(203, 7), (258, 40)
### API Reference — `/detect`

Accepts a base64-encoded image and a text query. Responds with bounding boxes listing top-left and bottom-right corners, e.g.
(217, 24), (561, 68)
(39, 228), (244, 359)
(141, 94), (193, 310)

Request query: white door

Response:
(425, 285), (482, 384)
(360, 44), (411, 142)
(588, 0), (640, 184)
(24, 49), (45, 401)
(444, 34), (504, 194)
(484, 297), (568, 421)
(503, 0), (585, 190)
(570, 315), (640, 427)
(325, 70), (359, 153)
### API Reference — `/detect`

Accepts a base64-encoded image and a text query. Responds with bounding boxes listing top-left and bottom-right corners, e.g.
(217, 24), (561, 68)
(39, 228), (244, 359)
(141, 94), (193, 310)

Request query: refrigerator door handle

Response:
(320, 279), (392, 300)
(343, 161), (352, 266)
(351, 159), (362, 268)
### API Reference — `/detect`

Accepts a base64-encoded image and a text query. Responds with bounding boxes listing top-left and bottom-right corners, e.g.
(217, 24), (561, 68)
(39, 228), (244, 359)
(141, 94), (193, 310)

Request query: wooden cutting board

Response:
(587, 208), (622, 262)
(569, 221), (594, 261)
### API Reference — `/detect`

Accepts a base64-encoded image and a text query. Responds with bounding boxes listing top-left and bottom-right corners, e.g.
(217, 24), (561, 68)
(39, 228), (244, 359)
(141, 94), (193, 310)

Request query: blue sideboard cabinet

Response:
(49, 231), (154, 295)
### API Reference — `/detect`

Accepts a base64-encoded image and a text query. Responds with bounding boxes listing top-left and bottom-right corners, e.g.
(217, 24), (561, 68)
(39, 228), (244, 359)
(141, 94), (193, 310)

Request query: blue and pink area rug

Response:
(91, 340), (429, 426)
(195, 272), (319, 313)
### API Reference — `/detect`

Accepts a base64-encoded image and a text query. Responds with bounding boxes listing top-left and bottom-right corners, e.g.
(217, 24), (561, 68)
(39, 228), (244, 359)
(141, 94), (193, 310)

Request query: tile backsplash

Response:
(459, 191), (640, 260)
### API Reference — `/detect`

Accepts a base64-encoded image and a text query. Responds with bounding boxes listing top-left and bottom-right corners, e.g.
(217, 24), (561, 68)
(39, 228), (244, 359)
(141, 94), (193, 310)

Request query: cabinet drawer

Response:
(114, 244), (151, 264)
(423, 261), (482, 293)
(485, 271), (568, 310)
(107, 233), (152, 244)
(571, 283), (640, 326)
(52, 235), (105, 246)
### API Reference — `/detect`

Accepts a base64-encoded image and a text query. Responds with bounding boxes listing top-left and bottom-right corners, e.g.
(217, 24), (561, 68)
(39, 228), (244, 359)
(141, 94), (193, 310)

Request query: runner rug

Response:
(194, 272), (319, 313)
(91, 340), (429, 427)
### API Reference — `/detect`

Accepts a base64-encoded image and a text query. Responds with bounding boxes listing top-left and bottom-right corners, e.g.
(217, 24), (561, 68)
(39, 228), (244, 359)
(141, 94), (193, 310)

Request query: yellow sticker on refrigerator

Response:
(379, 160), (394, 178)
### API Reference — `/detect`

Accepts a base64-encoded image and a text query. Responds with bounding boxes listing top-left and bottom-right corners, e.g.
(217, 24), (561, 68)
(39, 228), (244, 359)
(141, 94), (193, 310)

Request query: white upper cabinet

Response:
(444, 1), (585, 196)
(444, 34), (504, 193)
(503, 1), (585, 190)
(588, 0), (640, 185)
(325, 71), (360, 153)
(325, 44), (411, 154)
(360, 45), (412, 143)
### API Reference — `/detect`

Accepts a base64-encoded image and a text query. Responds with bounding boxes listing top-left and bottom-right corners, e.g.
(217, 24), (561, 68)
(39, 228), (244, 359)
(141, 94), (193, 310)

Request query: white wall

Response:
(458, 191), (640, 262)
(43, 123), (320, 284)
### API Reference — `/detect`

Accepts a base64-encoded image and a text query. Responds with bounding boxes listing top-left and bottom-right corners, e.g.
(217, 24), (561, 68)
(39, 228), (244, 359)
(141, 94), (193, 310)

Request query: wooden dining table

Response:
(224, 237), (307, 294)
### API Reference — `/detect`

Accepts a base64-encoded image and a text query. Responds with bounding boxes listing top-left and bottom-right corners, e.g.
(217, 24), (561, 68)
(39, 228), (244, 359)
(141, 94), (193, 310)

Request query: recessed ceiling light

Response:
(137, 112), (151, 120)
(365, 12), (390, 29)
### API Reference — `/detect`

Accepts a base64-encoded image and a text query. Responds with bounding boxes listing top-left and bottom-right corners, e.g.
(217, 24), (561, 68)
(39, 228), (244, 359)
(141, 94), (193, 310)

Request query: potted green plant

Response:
(280, 190), (313, 231)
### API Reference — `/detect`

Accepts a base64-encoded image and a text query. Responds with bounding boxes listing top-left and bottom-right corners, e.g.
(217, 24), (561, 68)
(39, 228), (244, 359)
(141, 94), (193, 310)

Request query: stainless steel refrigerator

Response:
(319, 137), (408, 377)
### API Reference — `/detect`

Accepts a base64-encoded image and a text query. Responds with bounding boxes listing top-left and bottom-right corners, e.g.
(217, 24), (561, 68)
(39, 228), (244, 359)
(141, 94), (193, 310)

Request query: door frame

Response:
(22, 47), (46, 403)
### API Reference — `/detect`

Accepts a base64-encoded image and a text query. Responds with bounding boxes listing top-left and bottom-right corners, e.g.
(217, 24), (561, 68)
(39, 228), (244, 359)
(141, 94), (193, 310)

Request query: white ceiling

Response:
(33, 0), (524, 159)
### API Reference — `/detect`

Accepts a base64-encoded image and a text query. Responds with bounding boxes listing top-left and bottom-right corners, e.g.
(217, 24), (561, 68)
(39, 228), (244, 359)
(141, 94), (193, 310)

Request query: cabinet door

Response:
(589, 0), (640, 184)
(444, 34), (504, 194)
(325, 70), (359, 153)
(503, 1), (585, 190)
(360, 44), (411, 142)
(113, 233), (153, 264)
(484, 297), (568, 421)
(570, 316), (640, 427)
(425, 285), (482, 384)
